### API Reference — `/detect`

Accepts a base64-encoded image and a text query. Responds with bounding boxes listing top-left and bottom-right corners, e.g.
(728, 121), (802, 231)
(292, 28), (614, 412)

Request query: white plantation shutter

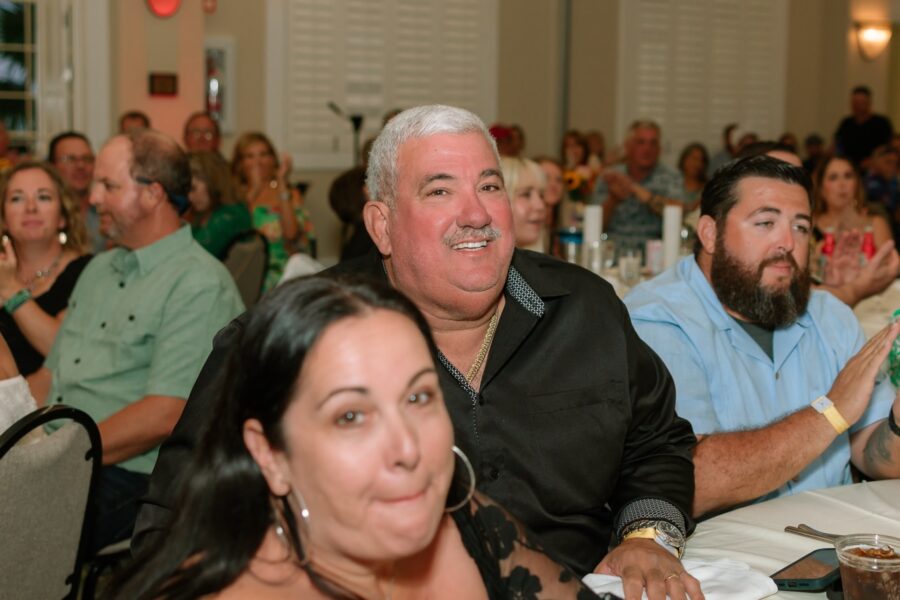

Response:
(617, 0), (788, 166)
(266, 0), (498, 170)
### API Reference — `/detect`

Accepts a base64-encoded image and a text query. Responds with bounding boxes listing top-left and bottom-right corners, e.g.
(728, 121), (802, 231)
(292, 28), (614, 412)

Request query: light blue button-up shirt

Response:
(624, 256), (894, 502)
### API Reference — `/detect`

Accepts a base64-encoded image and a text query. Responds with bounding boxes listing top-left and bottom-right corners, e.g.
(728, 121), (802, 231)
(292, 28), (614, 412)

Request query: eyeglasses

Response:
(187, 129), (216, 141)
(57, 154), (95, 165)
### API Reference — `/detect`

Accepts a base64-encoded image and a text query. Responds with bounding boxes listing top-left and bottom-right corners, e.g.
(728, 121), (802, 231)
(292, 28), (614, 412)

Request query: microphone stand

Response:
(327, 102), (365, 166)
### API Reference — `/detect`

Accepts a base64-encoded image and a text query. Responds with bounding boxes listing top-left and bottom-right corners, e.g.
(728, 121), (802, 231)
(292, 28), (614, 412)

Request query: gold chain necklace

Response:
(465, 311), (499, 384)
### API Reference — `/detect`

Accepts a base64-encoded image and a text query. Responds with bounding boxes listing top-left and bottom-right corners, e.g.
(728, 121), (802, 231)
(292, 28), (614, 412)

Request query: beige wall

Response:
(203, 1), (266, 157)
(496, 0), (565, 157)
(784, 0), (836, 143)
(113, 0), (204, 141)
(495, 0), (619, 157)
(567, 0), (618, 148)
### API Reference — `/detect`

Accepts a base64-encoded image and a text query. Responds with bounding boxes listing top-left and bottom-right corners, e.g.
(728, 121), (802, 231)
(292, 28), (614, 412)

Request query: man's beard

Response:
(709, 238), (812, 329)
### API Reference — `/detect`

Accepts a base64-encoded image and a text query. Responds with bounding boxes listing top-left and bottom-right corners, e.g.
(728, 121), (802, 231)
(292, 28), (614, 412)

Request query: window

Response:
(617, 0), (788, 165)
(0, 1), (37, 151)
(266, 0), (499, 169)
(0, 0), (96, 158)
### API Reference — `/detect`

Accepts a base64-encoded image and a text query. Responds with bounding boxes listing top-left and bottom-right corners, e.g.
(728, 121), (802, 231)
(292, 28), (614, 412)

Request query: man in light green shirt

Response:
(30, 129), (244, 553)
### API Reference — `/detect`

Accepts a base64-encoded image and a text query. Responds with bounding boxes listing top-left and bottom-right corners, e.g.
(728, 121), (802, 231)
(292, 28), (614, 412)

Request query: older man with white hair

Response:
(137, 106), (700, 600)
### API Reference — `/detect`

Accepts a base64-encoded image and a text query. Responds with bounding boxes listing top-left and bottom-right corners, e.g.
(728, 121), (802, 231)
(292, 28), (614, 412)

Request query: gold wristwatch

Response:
(620, 519), (686, 558)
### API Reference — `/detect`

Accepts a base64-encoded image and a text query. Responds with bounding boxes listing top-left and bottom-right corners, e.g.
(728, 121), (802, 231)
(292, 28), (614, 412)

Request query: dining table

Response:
(683, 479), (900, 599)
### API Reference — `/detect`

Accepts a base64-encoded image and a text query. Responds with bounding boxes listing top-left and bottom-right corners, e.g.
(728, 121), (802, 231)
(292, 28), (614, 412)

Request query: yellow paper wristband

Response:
(811, 396), (849, 435)
(822, 405), (850, 434)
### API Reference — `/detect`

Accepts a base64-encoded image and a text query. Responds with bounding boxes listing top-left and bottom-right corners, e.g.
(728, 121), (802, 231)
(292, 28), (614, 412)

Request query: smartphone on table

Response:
(771, 547), (841, 591)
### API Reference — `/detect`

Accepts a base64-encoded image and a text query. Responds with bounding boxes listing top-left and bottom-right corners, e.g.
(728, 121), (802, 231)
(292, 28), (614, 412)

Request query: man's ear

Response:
(363, 200), (392, 256)
(139, 181), (167, 211)
(696, 214), (718, 257)
(243, 419), (291, 497)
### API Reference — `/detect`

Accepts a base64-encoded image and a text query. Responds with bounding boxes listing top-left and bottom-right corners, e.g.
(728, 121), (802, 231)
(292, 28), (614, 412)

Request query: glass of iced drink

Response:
(835, 534), (900, 599)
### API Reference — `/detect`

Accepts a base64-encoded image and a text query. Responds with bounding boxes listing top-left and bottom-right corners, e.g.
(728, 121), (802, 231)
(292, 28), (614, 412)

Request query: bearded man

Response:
(625, 155), (900, 518)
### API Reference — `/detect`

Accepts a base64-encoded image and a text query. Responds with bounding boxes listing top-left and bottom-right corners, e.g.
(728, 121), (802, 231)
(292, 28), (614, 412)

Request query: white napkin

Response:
(277, 252), (326, 285)
(582, 558), (777, 600)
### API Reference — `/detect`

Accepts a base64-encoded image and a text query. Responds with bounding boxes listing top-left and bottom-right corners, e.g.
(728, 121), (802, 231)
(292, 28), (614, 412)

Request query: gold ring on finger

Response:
(664, 572), (680, 582)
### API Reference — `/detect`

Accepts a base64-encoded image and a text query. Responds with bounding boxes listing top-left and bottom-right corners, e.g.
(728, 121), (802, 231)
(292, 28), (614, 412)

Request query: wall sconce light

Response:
(146, 0), (181, 19)
(855, 22), (893, 61)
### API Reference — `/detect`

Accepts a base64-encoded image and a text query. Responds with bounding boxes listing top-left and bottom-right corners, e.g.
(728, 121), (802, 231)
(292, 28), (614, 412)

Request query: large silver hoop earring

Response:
(445, 445), (476, 513)
(287, 490), (312, 565)
(271, 497), (294, 560)
(58, 230), (68, 246)
(291, 489), (311, 523)
(273, 490), (312, 566)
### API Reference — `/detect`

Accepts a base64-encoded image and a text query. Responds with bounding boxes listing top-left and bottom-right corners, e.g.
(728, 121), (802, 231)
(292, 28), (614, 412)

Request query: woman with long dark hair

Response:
(110, 277), (596, 599)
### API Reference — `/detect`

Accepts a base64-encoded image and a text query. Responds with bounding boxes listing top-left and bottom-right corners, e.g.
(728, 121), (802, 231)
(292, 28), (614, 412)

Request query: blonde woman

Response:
(500, 157), (547, 252)
(231, 133), (315, 291)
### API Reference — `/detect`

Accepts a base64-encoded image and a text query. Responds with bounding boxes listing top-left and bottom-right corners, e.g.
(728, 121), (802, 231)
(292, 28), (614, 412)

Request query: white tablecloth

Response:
(853, 279), (900, 338)
(684, 480), (900, 599)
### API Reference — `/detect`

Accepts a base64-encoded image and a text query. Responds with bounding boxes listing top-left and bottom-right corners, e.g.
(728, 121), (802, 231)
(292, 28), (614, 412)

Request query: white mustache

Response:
(444, 226), (501, 247)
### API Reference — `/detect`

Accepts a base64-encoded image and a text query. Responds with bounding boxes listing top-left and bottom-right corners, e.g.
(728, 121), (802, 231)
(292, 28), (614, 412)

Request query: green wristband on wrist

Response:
(4, 288), (31, 314)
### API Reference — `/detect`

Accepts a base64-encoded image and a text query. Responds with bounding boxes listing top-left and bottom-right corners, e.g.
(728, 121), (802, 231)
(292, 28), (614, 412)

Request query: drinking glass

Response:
(618, 249), (642, 289)
(835, 533), (900, 600)
(601, 235), (616, 270)
(585, 241), (603, 275)
(558, 227), (583, 265)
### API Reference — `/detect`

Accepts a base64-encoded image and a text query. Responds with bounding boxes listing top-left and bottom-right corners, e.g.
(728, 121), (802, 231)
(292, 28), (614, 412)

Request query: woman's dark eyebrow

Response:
(406, 367), (436, 388)
(316, 386), (368, 410)
(316, 367), (436, 410)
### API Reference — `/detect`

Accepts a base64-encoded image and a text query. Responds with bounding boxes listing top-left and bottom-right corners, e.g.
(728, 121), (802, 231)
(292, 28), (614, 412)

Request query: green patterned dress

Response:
(252, 203), (316, 291)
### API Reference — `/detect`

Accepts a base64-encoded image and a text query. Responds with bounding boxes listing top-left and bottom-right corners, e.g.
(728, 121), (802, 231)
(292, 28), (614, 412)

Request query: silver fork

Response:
(784, 523), (841, 543)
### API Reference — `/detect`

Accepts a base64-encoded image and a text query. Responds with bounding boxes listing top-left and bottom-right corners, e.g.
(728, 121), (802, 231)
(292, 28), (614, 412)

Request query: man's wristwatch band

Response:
(620, 519), (685, 558)
(811, 395), (849, 435)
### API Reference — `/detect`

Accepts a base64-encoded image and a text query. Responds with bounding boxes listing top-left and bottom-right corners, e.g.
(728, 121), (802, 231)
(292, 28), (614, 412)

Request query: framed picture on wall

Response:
(203, 36), (236, 134)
